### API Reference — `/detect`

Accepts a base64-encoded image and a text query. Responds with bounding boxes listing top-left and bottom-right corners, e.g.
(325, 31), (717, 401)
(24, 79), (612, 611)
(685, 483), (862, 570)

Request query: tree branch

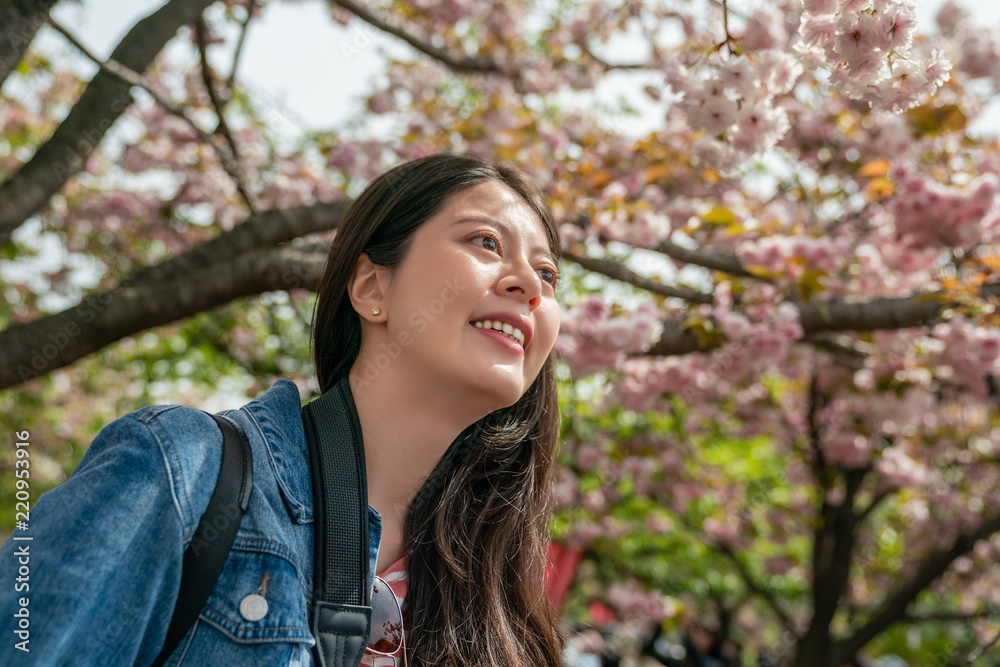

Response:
(712, 540), (798, 636)
(642, 321), (711, 356)
(0, 0), (59, 88)
(562, 251), (713, 303)
(0, 243), (327, 390)
(854, 488), (894, 526)
(225, 0), (256, 91)
(329, 0), (500, 74)
(45, 15), (261, 215)
(195, 17), (243, 162)
(652, 237), (763, 279)
(7, 212), (998, 387)
(128, 201), (349, 287)
(708, 0), (749, 21)
(0, 0), (215, 245)
(802, 334), (868, 369)
(641, 283), (1000, 356)
(898, 609), (1000, 623)
(798, 292), (945, 333)
(807, 372), (829, 475)
(832, 511), (1000, 662)
(967, 627), (1000, 663)
(578, 44), (649, 71)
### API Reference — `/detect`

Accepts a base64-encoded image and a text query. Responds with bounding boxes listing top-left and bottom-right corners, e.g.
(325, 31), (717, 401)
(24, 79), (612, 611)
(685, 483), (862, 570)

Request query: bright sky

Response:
(33, 0), (1000, 138)
(39, 0), (401, 131)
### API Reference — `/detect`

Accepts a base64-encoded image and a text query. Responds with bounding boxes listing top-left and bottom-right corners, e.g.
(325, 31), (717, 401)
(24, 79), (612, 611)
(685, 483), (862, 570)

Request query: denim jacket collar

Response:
(236, 378), (314, 524)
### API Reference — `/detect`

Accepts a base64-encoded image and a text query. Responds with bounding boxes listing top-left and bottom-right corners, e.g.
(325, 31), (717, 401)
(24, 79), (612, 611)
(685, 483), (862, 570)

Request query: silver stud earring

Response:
(372, 307), (381, 316)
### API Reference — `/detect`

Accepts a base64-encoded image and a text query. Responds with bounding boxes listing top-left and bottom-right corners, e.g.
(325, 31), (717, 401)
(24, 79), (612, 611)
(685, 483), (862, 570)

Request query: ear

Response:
(348, 253), (389, 321)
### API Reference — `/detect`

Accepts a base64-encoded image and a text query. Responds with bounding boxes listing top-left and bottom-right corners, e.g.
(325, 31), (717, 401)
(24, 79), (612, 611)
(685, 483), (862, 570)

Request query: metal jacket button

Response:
(239, 593), (269, 621)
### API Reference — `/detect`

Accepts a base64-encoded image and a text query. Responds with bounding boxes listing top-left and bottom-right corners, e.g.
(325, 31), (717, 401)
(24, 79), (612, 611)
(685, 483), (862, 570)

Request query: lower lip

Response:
(471, 325), (524, 355)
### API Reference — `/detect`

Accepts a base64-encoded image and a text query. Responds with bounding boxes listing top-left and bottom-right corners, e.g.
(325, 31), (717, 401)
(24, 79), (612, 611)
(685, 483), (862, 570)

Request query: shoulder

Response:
(72, 378), (309, 546)
(80, 403), (225, 543)
(107, 378), (305, 543)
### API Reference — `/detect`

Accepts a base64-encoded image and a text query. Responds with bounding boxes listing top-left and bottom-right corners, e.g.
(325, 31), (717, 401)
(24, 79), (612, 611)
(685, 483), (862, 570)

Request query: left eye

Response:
(473, 234), (500, 253)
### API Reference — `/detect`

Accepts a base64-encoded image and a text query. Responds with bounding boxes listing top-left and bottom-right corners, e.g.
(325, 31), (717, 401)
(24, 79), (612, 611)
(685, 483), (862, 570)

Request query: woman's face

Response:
(373, 180), (561, 409)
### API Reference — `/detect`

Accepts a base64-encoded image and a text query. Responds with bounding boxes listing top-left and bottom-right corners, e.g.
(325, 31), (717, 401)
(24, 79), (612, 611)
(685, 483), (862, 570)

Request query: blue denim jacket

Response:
(0, 379), (382, 666)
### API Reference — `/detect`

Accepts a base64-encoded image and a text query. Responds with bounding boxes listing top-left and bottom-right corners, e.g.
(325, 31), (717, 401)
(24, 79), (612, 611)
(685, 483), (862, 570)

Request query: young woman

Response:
(0, 154), (564, 666)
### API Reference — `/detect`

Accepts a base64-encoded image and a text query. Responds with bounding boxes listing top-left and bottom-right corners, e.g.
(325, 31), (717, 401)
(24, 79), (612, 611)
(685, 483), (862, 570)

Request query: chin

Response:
(472, 374), (525, 411)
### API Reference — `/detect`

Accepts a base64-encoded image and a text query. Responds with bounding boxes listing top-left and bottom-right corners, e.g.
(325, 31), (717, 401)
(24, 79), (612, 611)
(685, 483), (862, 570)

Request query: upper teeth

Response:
(473, 320), (525, 346)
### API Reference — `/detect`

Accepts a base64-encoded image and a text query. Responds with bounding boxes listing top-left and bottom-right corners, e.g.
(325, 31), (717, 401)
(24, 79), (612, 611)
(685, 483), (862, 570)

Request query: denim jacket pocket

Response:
(164, 537), (316, 666)
(200, 538), (313, 643)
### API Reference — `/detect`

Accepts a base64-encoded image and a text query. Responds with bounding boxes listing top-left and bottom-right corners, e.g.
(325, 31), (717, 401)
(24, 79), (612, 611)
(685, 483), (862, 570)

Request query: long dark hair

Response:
(311, 154), (564, 666)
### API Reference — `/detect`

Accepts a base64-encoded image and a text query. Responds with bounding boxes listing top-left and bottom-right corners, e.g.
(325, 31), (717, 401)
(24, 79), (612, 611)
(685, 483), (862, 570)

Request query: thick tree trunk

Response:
(793, 471), (864, 667)
(0, 243), (326, 390)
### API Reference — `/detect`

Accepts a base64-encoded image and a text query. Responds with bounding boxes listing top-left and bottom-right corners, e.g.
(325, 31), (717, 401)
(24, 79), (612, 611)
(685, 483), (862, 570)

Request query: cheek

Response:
(537, 306), (561, 349)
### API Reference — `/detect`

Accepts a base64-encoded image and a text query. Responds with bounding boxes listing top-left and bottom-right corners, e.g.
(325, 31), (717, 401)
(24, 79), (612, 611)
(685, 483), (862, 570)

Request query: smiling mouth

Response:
(470, 319), (525, 347)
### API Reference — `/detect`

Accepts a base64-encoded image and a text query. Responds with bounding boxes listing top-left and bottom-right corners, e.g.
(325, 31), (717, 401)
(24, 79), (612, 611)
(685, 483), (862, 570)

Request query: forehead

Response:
(432, 181), (552, 251)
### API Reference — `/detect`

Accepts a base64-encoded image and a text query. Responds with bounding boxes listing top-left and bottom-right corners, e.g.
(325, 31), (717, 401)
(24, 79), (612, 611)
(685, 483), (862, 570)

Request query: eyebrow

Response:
(452, 216), (558, 265)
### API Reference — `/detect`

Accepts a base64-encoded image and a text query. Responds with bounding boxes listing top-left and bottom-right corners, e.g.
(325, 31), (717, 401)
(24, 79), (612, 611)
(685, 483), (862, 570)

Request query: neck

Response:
(346, 358), (492, 532)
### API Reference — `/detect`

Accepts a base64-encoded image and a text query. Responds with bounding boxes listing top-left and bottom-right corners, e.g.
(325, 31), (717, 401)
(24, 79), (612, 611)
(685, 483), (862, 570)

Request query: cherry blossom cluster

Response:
(797, 0), (952, 113)
(610, 357), (701, 412)
(606, 291), (802, 412)
(875, 442), (932, 488)
(327, 139), (396, 183)
(567, 516), (630, 546)
(119, 106), (201, 174)
(924, 317), (1000, 396)
(735, 234), (851, 280)
(605, 580), (679, 624)
(821, 430), (874, 469)
(592, 183), (674, 248)
(665, 48), (802, 171)
(702, 513), (746, 546)
(936, 0), (1000, 87)
(819, 386), (938, 469)
(890, 165), (1000, 250)
(952, 27), (1000, 86)
(841, 227), (940, 299)
(554, 296), (665, 379)
(712, 283), (803, 349)
(60, 190), (170, 252)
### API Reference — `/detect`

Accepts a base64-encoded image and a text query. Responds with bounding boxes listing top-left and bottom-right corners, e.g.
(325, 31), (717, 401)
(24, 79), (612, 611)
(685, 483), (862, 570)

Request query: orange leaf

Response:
(588, 170), (614, 190)
(940, 276), (960, 291)
(858, 159), (890, 178)
(980, 255), (1000, 272)
(866, 177), (895, 202)
(645, 164), (671, 183)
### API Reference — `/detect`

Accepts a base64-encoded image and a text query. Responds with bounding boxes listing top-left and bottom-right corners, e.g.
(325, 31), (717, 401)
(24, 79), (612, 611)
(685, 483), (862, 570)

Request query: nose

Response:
(497, 253), (543, 310)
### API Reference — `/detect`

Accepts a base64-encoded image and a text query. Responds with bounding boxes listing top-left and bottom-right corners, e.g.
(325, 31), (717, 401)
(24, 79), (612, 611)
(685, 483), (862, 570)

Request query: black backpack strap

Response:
(151, 412), (254, 667)
(301, 376), (371, 667)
